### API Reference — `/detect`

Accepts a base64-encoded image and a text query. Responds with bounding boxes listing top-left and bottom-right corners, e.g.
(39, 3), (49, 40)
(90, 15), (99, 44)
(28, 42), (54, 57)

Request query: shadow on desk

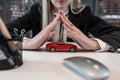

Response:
(23, 48), (94, 52)
(22, 48), (116, 53)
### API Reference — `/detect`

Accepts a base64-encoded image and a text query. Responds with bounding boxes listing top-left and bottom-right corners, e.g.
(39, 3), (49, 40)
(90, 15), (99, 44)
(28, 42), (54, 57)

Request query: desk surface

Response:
(0, 43), (120, 80)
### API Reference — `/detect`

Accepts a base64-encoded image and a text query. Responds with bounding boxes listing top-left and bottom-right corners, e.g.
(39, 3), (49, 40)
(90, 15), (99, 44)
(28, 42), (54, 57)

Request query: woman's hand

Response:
(22, 14), (61, 49)
(59, 11), (100, 50)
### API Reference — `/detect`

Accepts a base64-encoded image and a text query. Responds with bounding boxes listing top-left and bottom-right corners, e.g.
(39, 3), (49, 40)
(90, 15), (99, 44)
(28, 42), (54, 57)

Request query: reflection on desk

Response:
(0, 42), (120, 80)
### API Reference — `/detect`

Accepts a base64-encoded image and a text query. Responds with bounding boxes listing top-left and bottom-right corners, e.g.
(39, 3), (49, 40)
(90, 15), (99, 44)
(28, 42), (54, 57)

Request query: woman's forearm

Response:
(22, 30), (48, 49)
(76, 35), (101, 50)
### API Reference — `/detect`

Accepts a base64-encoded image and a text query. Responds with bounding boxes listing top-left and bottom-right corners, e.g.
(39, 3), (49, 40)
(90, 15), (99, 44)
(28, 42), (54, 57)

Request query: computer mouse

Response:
(63, 57), (110, 80)
(116, 48), (120, 53)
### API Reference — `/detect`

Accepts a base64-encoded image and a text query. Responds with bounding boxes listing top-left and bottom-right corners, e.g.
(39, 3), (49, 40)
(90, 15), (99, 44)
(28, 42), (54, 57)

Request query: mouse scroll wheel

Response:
(86, 59), (91, 63)
(86, 60), (100, 70)
(93, 64), (100, 70)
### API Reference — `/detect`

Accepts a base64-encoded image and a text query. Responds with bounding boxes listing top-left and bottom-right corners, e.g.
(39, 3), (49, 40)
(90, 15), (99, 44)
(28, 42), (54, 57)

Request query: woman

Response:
(7, 0), (120, 51)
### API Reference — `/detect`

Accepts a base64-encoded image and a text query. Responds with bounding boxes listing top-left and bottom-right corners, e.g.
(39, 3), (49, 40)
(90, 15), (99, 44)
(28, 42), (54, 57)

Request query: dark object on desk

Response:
(0, 33), (3, 39)
(0, 18), (23, 70)
(115, 48), (120, 53)
(0, 38), (23, 70)
(63, 57), (110, 80)
(46, 42), (78, 52)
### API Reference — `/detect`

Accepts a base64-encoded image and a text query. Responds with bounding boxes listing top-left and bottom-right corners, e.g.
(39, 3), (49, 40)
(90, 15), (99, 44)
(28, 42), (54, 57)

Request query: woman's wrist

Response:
(76, 36), (100, 50)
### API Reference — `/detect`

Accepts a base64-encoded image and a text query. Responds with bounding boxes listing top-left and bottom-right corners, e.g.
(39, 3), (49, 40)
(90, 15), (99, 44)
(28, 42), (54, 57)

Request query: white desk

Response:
(0, 43), (120, 80)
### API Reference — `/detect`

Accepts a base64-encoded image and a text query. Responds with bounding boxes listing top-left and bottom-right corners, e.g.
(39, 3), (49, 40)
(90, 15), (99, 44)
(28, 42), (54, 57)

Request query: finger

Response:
(59, 10), (76, 32)
(53, 14), (61, 22)
(47, 15), (60, 31)
(60, 16), (73, 30)
(63, 24), (76, 35)
(66, 33), (72, 39)
(66, 32), (77, 42)
(61, 11), (73, 26)
(50, 14), (60, 27)
(60, 11), (74, 28)
(60, 11), (80, 33)
(64, 25), (78, 37)
(67, 32), (81, 47)
(60, 15), (79, 33)
(48, 31), (56, 40)
(63, 24), (72, 33)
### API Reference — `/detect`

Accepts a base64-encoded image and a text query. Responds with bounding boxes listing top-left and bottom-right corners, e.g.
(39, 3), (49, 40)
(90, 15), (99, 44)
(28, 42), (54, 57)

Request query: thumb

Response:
(48, 31), (56, 40)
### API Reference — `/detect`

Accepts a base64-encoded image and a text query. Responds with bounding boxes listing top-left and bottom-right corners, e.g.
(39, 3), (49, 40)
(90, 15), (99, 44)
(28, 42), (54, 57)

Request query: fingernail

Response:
(59, 10), (61, 12)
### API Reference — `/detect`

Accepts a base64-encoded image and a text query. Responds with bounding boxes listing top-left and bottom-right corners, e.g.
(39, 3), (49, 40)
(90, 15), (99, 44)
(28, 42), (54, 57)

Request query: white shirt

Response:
(92, 38), (112, 51)
(52, 11), (68, 42)
(89, 33), (112, 51)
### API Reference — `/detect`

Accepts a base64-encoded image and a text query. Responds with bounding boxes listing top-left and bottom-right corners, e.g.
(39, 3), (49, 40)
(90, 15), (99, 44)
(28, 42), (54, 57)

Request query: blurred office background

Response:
(0, 0), (120, 37)
(0, 0), (39, 23)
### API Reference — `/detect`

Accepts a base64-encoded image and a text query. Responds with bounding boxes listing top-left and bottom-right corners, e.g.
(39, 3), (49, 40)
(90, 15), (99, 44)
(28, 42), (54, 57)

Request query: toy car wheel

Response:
(69, 47), (75, 52)
(50, 47), (56, 52)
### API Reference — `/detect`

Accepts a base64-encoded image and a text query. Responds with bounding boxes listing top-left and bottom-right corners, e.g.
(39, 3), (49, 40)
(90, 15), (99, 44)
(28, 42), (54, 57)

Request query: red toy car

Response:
(46, 42), (78, 52)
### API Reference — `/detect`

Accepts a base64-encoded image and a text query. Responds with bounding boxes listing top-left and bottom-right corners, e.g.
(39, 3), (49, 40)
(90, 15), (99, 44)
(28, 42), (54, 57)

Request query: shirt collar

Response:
(53, 10), (69, 17)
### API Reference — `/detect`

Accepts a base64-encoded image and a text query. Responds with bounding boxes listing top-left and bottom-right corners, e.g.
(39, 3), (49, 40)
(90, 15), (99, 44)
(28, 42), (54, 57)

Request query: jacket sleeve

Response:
(6, 12), (32, 36)
(6, 3), (41, 37)
(87, 7), (120, 51)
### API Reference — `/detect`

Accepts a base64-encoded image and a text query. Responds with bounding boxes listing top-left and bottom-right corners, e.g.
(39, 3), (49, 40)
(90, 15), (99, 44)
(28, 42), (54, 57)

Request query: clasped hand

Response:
(23, 10), (100, 50)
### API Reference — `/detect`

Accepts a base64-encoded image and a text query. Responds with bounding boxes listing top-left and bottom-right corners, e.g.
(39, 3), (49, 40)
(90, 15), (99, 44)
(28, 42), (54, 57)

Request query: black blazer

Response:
(6, 3), (120, 51)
